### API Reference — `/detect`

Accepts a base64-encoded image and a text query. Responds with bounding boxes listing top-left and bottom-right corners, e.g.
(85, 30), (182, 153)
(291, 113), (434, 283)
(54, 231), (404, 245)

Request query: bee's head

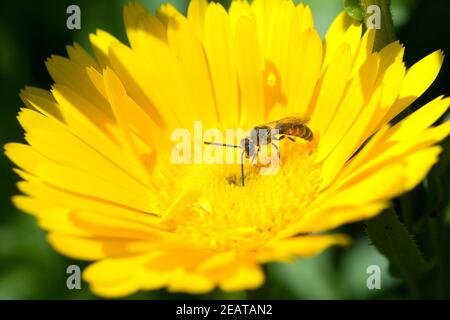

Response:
(252, 126), (271, 146)
(240, 138), (255, 158)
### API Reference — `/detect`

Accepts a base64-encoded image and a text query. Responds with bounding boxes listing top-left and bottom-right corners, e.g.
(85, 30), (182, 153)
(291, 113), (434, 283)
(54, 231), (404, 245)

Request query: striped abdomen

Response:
(277, 124), (313, 141)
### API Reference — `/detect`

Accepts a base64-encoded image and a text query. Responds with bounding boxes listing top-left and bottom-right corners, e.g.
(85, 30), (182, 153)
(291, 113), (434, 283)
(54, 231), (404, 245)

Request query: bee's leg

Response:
(271, 142), (280, 158)
(288, 137), (295, 142)
(272, 135), (285, 141)
(251, 153), (258, 164)
(240, 151), (245, 186)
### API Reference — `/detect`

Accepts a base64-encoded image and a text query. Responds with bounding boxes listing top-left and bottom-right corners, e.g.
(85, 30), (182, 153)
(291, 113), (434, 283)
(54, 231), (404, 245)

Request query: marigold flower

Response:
(5, 0), (449, 297)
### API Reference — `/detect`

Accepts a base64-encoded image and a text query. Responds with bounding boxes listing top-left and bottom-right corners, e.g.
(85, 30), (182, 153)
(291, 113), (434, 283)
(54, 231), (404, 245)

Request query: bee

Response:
(204, 115), (313, 186)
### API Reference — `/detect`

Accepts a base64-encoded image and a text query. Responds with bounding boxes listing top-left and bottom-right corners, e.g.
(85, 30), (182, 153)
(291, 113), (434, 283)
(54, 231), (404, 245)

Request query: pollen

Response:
(168, 141), (322, 252)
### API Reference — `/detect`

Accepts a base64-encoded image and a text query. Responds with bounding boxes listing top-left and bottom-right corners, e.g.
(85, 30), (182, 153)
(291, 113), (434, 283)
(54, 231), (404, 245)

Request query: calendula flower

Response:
(5, 0), (449, 297)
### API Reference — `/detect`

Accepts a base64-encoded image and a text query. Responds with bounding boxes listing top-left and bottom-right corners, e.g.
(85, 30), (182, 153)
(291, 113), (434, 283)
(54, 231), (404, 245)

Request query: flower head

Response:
(5, 0), (449, 297)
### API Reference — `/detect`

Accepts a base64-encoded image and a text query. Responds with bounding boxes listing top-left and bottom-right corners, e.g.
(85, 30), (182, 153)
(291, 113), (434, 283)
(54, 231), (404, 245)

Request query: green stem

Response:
(365, 206), (431, 299)
(359, 0), (396, 51)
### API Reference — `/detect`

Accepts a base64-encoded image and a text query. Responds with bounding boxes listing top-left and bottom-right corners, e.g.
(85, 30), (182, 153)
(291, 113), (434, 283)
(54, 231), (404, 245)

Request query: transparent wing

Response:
(262, 113), (310, 129)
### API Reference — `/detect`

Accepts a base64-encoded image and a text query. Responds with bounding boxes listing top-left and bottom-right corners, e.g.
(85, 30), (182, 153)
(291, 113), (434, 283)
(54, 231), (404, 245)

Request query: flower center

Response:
(165, 141), (322, 252)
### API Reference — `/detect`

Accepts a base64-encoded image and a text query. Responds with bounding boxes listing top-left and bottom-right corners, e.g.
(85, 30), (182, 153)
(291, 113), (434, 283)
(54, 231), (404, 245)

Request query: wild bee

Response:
(204, 115), (313, 186)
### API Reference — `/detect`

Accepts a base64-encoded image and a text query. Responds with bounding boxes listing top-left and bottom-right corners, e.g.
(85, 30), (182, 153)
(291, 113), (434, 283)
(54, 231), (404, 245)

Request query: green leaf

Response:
(366, 208), (434, 284)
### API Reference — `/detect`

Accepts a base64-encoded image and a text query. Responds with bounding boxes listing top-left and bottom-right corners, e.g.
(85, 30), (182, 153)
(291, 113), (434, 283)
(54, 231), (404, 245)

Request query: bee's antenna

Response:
(203, 141), (241, 149)
(204, 141), (246, 186)
(240, 150), (245, 186)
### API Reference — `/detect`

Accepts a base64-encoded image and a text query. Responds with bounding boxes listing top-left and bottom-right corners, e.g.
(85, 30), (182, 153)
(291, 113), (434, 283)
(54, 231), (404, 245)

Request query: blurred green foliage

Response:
(0, 0), (449, 299)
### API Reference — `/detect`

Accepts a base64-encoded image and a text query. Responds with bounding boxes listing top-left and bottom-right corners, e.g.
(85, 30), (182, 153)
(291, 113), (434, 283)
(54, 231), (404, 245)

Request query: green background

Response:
(0, 0), (449, 299)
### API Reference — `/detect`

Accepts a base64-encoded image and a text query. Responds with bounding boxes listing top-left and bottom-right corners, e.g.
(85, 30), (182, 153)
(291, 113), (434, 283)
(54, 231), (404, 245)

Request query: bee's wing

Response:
(280, 113), (310, 123)
(263, 113), (310, 128)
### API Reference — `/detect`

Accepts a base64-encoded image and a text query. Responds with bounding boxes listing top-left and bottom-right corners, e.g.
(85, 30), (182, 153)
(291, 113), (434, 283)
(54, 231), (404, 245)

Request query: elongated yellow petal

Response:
(89, 29), (119, 68)
(167, 14), (218, 127)
(309, 43), (352, 138)
(235, 16), (264, 126)
(316, 53), (379, 162)
(286, 28), (322, 116)
(204, 3), (239, 128)
(187, 0), (208, 41)
(259, 234), (350, 261)
(323, 11), (361, 69)
(383, 50), (444, 123)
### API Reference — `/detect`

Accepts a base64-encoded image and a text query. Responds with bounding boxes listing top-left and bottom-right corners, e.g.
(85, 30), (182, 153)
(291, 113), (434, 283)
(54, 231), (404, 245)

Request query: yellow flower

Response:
(4, 0), (450, 297)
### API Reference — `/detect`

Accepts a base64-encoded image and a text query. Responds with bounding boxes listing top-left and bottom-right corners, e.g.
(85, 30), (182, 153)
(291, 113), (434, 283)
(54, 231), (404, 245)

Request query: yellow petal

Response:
(286, 28), (322, 116)
(280, 203), (388, 236)
(309, 43), (352, 137)
(323, 11), (361, 69)
(167, 14), (218, 128)
(204, 3), (239, 128)
(260, 234), (350, 260)
(235, 16), (264, 126)
(89, 29), (119, 68)
(318, 86), (382, 187)
(316, 53), (379, 162)
(218, 261), (264, 292)
(47, 233), (108, 260)
(66, 42), (100, 71)
(187, 0), (209, 41)
(383, 50), (444, 123)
